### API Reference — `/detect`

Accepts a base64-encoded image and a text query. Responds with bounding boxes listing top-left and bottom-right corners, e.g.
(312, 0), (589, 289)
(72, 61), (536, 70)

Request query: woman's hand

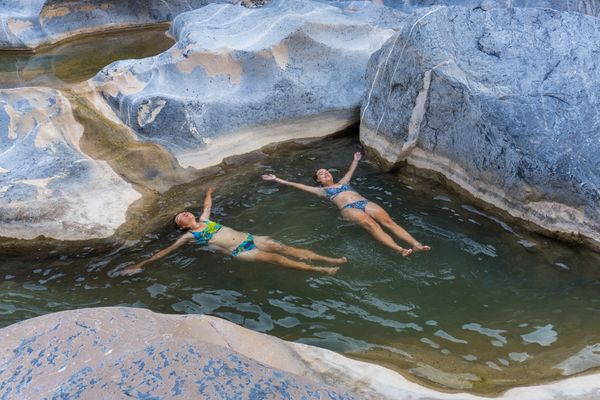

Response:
(261, 174), (277, 181)
(353, 152), (362, 161)
(120, 264), (144, 276)
(206, 187), (214, 195)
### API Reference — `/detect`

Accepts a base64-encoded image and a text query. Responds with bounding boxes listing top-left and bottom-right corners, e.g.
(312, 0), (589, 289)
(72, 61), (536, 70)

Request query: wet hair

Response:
(172, 211), (186, 230)
(314, 169), (332, 185)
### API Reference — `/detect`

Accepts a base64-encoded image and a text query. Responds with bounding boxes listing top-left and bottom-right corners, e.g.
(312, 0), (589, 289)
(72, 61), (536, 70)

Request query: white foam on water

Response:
(521, 324), (558, 346)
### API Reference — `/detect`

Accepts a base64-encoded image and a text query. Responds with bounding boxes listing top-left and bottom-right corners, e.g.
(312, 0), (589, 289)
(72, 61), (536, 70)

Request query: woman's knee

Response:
(268, 240), (285, 252)
(260, 252), (290, 266)
(379, 216), (395, 227)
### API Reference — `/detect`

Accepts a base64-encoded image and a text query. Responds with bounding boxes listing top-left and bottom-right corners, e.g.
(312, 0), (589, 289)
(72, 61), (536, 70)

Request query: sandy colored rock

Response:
(0, 87), (141, 240)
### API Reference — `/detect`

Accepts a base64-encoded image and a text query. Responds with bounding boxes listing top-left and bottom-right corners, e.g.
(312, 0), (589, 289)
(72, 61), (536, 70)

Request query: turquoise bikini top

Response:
(191, 219), (223, 245)
(324, 183), (355, 199)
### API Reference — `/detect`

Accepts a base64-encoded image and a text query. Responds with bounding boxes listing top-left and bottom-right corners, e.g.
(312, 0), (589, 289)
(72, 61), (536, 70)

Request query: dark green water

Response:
(1, 137), (599, 394)
(0, 26), (174, 89)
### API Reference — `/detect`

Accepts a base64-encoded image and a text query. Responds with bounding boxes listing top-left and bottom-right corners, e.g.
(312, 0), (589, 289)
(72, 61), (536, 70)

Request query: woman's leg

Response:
(236, 249), (339, 275)
(364, 202), (430, 251)
(253, 236), (347, 265)
(341, 208), (413, 256)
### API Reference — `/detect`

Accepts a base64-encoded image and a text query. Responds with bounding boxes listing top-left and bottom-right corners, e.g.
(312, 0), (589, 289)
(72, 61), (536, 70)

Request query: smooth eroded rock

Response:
(1, 307), (600, 400)
(377, 0), (600, 17)
(92, 0), (407, 170)
(0, 0), (228, 50)
(0, 87), (141, 240)
(360, 6), (600, 247)
(0, 307), (357, 399)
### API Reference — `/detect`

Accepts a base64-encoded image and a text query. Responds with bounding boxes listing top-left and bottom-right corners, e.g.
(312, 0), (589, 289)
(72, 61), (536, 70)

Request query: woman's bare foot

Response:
(399, 248), (413, 257)
(317, 267), (340, 275)
(327, 256), (348, 265)
(413, 243), (431, 252)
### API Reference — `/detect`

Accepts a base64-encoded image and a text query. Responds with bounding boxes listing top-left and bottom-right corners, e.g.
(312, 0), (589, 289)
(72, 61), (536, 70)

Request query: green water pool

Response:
(1, 137), (599, 394)
(0, 26), (174, 89)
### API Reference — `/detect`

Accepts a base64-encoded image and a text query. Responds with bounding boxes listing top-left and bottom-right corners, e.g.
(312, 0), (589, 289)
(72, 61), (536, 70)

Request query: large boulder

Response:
(1, 307), (600, 400)
(360, 6), (600, 247)
(0, 0), (229, 50)
(0, 87), (141, 240)
(91, 0), (407, 170)
(0, 307), (356, 399)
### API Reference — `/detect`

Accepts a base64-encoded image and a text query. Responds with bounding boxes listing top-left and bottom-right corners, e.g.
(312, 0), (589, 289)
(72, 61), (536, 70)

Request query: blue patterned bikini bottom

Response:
(342, 200), (368, 212)
(231, 234), (257, 257)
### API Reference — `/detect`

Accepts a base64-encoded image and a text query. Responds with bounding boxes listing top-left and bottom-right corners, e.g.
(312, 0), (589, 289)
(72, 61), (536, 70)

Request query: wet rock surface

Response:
(376, 0), (600, 16)
(1, 307), (600, 400)
(0, 0), (597, 252)
(92, 0), (407, 170)
(0, 87), (141, 240)
(0, 0), (229, 50)
(0, 307), (357, 399)
(360, 6), (600, 247)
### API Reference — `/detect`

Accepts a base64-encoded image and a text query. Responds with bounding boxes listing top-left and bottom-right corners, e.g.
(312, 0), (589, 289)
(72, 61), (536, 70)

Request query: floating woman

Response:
(120, 188), (346, 276)
(262, 152), (430, 256)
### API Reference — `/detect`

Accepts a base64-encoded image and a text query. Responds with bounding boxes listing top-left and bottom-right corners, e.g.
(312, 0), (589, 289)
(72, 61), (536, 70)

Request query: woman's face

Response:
(315, 168), (334, 185)
(174, 212), (196, 229)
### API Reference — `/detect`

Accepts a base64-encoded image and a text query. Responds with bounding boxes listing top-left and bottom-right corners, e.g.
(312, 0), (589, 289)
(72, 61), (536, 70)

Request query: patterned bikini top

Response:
(191, 219), (223, 245)
(324, 183), (356, 199)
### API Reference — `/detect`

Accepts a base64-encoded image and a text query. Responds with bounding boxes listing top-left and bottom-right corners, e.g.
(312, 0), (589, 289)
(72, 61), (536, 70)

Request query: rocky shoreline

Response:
(0, 0), (599, 397)
(1, 307), (599, 399)
(1, 0), (597, 250)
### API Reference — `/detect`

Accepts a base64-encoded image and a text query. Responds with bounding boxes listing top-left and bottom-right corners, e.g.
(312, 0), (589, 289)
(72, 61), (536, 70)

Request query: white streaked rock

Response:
(360, 5), (600, 249)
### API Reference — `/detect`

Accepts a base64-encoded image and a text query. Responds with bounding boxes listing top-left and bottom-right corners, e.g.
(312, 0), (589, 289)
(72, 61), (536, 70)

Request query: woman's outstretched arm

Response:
(199, 187), (214, 221)
(120, 233), (192, 276)
(262, 174), (325, 197)
(339, 152), (361, 184)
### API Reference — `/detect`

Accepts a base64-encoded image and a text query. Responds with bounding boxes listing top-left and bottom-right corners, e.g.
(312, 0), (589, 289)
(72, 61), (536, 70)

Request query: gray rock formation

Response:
(374, 0), (600, 17)
(92, 0), (407, 170)
(0, 0), (228, 50)
(1, 307), (599, 400)
(360, 6), (600, 247)
(0, 87), (141, 240)
(0, 307), (357, 399)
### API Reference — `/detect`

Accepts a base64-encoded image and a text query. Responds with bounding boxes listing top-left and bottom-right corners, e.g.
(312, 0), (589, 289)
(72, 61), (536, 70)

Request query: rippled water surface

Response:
(2, 137), (600, 394)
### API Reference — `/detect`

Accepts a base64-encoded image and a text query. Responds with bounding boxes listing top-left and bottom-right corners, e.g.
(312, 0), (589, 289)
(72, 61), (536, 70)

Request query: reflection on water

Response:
(1, 137), (600, 394)
(0, 26), (174, 89)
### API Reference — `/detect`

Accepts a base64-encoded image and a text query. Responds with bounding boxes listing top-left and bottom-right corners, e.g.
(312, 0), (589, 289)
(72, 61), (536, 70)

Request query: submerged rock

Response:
(92, 0), (406, 170)
(0, 0), (228, 50)
(0, 87), (140, 240)
(1, 307), (600, 400)
(360, 6), (600, 247)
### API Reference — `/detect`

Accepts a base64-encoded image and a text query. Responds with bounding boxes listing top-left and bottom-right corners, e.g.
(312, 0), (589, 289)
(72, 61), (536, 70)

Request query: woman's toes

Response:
(401, 249), (413, 257)
(413, 243), (431, 252)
